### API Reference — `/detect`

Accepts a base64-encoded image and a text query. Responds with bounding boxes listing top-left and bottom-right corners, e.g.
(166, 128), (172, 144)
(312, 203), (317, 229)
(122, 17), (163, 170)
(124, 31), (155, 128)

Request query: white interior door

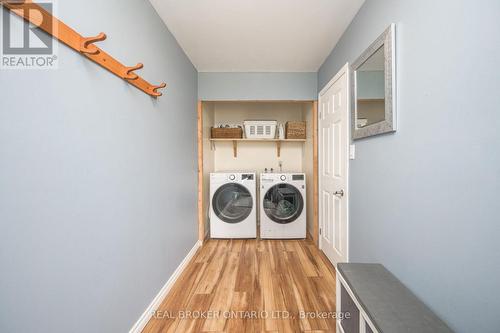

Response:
(319, 64), (349, 266)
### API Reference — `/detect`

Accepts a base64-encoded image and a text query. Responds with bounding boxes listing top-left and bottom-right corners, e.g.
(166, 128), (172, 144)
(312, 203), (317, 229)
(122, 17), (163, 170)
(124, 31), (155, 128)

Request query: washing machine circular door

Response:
(263, 183), (304, 224)
(212, 183), (253, 223)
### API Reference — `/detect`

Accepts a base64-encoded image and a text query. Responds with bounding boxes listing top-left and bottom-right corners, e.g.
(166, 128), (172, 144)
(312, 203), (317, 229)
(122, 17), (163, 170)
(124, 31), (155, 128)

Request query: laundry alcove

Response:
(197, 100), (318, 243)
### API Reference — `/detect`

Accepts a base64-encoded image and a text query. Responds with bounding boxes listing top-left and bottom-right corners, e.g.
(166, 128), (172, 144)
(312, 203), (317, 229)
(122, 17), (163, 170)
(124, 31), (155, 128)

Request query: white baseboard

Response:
(129, 240), (202, 333)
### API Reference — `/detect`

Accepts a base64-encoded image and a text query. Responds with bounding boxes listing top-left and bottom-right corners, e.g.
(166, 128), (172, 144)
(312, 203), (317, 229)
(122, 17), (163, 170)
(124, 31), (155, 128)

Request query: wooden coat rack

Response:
(1, 0), (167, 97)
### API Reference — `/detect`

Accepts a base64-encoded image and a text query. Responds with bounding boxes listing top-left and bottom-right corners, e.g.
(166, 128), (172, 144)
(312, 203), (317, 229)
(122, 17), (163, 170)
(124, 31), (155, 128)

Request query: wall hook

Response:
(122, 63), (143, 80)
(148, 83), (167, 97)
(2, 1), (167, 97)
(80, 32), (107, 55)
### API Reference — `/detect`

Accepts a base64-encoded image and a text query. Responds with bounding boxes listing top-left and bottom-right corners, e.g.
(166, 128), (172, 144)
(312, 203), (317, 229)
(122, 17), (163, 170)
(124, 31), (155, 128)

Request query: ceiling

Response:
(148, 0), (365, 72)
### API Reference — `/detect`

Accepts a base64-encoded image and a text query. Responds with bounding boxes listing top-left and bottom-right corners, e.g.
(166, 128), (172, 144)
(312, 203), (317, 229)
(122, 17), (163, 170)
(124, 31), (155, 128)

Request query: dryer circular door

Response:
(263, 184), (304, 224)
(212, 183), (253, 223)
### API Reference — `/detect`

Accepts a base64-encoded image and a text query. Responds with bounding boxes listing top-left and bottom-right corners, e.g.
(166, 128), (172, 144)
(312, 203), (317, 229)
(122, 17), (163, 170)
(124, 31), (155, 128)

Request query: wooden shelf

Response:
(357, 98), (384, 102)
(209, 138), (306, 142)
(209, 138), (307, 157)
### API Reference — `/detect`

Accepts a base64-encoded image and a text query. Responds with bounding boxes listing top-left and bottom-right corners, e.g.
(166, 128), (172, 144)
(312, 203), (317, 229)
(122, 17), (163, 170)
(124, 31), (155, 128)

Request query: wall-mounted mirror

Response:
(352, 24), (396, 139)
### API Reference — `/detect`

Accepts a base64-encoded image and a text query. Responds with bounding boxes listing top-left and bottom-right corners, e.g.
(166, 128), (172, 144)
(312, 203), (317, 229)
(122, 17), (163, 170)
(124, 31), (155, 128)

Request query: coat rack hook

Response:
(3, 2), (166, 98)
(4, 1), (25, 8)
(122, 63), (143, 80)
(148, 83), (167, 97)
(80, 32), (107, 55)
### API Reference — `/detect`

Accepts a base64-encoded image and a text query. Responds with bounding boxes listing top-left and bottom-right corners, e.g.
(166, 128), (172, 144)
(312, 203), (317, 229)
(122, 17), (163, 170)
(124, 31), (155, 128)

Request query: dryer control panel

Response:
(241, 174), (254, 180)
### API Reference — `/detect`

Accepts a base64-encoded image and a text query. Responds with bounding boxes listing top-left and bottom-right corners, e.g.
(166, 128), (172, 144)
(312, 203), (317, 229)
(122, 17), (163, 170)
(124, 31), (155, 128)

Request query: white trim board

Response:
(336, 271), (379, 333)
(129, 240), (202, 333)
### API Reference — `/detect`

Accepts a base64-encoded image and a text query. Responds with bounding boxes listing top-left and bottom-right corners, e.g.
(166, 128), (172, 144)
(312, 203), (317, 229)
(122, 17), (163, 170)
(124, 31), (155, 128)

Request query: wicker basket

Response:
(211, 127), (243, 139)
(285, 121), (306, 139)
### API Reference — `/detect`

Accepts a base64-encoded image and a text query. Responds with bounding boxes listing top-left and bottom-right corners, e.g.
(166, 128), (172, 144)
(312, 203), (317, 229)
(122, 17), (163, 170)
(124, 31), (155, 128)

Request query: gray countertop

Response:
(337, 263), (454, 333)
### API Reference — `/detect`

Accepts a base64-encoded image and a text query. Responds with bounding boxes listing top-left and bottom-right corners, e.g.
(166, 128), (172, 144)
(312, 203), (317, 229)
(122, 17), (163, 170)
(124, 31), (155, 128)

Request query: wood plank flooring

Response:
(143, 238), (337, 333)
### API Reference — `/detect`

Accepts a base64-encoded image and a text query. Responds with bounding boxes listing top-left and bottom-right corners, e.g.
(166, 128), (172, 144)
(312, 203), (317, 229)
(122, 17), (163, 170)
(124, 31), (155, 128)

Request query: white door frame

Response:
(318, 62), (350, 264)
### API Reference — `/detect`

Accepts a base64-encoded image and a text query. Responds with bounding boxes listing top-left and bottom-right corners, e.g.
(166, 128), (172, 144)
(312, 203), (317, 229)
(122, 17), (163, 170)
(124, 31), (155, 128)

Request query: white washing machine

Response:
(260, 173), (307, 239)
(210, 172), (257, 239)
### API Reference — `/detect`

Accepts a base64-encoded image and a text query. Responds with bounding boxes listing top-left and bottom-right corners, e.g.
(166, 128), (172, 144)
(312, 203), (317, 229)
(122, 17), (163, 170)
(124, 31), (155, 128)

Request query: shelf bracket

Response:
(232, 140), (238, 158)
(276, 141), (281, 157)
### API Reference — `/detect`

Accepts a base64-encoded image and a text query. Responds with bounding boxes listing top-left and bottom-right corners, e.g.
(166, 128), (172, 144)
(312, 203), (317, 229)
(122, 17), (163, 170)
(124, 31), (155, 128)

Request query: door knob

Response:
(334, 190), (344, 197)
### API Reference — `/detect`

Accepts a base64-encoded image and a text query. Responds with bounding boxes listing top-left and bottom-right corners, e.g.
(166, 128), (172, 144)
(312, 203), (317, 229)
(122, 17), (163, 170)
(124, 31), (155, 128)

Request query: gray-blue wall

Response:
(198, 72), (317, 100)
(319, 0), (500, 332)
(0, 1), (198, 332)
(357, 71), (384, 99)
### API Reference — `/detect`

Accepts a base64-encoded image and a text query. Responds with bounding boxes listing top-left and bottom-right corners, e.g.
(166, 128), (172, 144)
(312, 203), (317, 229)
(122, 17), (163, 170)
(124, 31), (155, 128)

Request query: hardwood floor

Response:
(143, 238), (337, 333)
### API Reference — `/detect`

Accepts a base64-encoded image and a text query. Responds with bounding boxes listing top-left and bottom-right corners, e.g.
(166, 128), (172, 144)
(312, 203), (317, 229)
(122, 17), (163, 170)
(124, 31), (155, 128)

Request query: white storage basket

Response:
(243, 120), (277, 139)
